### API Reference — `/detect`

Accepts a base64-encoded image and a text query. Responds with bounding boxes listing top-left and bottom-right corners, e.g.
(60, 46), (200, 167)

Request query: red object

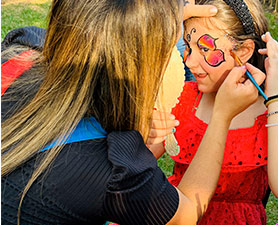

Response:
(169, 81), (268, 225)
(1, 50), (34, 95)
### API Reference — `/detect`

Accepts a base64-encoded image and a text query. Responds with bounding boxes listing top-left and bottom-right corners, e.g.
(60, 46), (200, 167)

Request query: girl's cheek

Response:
(200, 59), (215, 73)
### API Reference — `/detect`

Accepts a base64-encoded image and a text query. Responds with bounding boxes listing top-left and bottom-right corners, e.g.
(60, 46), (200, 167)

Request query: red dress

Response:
(169, 82), (268, 225)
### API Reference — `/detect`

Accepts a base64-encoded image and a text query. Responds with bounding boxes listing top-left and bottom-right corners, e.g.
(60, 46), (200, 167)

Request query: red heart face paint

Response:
(197, 34), (216, 50)
(197, 34), (226, 67)
(203, 49), (225, 67)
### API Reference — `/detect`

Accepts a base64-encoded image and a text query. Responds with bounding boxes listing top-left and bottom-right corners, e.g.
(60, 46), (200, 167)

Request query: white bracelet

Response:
(265, 123), (278, 127)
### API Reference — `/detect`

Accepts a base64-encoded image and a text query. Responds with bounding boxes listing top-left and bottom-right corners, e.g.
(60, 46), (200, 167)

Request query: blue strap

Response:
(40, 117), (107, 152)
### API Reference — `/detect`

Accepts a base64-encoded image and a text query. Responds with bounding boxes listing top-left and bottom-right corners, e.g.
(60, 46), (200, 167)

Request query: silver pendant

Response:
(165, 133), (180, 156)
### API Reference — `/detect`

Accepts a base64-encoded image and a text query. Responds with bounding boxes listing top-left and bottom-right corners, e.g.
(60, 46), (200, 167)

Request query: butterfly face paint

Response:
(186, 28), (196, 42)
(183, 28), (196, 62)
(183, 41), (192, 62)
(204, 49), (225, 67)
(197, 34), (226, 67)
(197, 34), (216, 50)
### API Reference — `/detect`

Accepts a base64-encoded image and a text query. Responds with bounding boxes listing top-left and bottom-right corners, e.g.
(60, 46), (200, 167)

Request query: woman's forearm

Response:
(177, 110), (231, 216)
(267, 101), (278, 198)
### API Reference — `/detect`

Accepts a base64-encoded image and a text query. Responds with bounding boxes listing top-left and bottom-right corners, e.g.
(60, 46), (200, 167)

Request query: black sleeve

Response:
(103, 131), (179, 225)
(1, 26), (46, 52)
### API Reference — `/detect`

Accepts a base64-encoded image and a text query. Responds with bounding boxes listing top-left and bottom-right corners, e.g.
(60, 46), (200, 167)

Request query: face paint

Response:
(186, 28), (196, 42)
(204, 49), (225, 67)
(197, 34), (226, 67)
(197, 34), (217, 50)
(183, 40), (192, 62)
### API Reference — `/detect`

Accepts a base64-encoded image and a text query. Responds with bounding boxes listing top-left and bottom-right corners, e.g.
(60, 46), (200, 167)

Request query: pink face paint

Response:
(204, 49), (225, 67)
(197, 34), (216, 50)
(197, 34), (226, 67)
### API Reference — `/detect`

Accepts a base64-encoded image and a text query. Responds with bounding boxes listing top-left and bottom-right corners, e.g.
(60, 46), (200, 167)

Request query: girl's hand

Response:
(146, 110), (179, 159)
(183, 0), (218, 21)
(147, 110), (179, 145)
(214, 65), (266, 122)
(258, 32), (278, 96)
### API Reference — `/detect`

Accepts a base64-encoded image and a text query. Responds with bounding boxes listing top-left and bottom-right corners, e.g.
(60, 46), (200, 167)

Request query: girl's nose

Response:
(185, 49), (201, 70)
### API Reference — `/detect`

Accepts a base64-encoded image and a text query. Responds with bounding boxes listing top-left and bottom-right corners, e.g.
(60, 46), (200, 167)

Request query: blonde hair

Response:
(186, 0), (268, 74)
(2, 0), (182, 222)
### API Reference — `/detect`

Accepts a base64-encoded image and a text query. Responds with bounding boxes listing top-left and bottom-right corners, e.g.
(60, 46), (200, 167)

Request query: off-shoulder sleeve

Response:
(103, 130), (179, 225)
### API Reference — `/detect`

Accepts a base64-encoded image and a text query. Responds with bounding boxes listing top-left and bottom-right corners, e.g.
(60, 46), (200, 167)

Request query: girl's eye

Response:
(200, 47), (209, 53)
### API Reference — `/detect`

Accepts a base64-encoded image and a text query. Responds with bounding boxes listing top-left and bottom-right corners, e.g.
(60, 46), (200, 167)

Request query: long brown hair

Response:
(2, 0), (182, 222)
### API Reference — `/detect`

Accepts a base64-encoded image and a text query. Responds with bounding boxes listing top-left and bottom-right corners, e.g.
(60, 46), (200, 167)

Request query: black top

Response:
(1, 27), (179, 225)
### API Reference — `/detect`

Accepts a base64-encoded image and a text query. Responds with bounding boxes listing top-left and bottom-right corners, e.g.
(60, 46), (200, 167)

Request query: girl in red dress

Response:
(148, 0), (278, 224)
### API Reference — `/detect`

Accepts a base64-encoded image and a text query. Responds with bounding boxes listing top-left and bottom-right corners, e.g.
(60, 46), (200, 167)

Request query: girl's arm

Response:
(259, 32), (278, 198)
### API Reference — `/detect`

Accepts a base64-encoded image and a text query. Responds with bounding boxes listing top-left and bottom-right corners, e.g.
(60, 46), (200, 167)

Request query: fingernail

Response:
(172, 128), (176, 133)
(261, 34), (265, 39)
(175, 120), (180, 126)
(210, 7), (218, 14)
(241, 65), (246, 70)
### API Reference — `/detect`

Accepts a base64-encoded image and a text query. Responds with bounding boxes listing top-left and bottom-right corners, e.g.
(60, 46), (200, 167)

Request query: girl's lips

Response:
(194, 73), (208, 78)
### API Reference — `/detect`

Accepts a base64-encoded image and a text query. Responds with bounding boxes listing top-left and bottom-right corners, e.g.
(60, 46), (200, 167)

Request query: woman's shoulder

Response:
(2, 26), (46, 52)
(52, 130), (179, 224)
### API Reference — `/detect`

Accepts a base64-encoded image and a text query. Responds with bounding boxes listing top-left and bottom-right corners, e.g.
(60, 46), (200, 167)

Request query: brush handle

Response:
(245, 70), (268, 100)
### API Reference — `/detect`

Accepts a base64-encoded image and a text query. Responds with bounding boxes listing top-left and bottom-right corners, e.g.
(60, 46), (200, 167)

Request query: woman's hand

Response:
(183, 0), (218, 21)
(146, 110), (179, 159)
(258, 32), (278, 96)
(214, 65), (266, 122)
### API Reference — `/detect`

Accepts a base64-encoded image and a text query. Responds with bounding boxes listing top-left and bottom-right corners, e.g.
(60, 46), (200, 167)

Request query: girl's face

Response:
(184, 20), (236, 93)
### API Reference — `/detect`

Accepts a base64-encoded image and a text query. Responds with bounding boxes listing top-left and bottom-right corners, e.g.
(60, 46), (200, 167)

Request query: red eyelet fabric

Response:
(169, 81), (268, 225)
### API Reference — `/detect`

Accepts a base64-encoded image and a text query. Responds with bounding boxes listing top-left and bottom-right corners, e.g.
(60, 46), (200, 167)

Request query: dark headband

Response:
(223, 0), (256, 35)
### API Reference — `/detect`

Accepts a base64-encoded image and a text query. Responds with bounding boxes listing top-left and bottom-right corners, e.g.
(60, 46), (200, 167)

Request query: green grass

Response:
(1, 1), (278, 224)
(266, 192), (278, 224)
(264, 7), (278, 40)
(1, 2), (50, 40)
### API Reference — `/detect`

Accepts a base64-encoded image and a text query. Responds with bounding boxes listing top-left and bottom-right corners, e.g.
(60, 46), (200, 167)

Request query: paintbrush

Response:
(230, 50), (268, 100)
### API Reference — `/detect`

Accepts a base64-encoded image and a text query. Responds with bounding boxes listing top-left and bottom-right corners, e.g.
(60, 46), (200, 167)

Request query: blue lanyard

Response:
(40, 117), (107, 152)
